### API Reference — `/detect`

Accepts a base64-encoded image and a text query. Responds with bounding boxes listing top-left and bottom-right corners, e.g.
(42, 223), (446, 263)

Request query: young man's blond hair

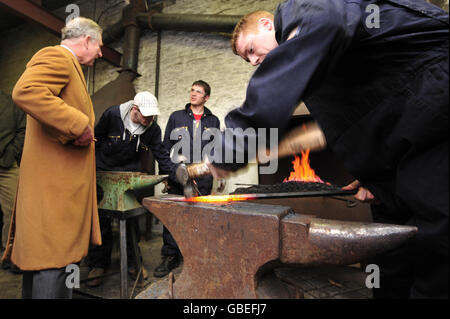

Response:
(231, 10), (274, 55)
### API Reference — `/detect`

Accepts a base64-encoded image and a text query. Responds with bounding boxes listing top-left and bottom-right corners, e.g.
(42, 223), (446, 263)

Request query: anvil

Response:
(97, 171), (168, 211)
(85, 171), (168, 298)
(142, 196), (417, 299)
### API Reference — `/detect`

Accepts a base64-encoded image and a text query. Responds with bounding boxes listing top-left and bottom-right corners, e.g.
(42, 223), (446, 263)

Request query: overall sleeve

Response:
(12, 105), (26, 164)
(150, 124), (176, 175)
(218, 0), (359, 170)
(213, 116), (220, 130)
(94, 108), (112, 141)
(12, 47), (89, 144)
(163, 114), (175, 151)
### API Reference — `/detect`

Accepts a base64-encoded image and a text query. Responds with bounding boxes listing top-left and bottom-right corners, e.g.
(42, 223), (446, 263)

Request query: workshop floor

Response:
(0, 216), (182, 300)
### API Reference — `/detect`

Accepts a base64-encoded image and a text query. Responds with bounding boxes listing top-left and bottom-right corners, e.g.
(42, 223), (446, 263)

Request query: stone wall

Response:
(428, 0), (449, 11)
(0, 26), (59, 93)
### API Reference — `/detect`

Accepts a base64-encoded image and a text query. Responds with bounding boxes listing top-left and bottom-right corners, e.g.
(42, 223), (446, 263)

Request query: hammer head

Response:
(176, 163), (199, 198)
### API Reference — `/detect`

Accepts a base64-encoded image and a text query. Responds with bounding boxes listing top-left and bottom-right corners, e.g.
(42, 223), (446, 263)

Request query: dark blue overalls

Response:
(161, 104), (221, 256)
(87, 105), (176, 269)
(222, 0), (448, 298)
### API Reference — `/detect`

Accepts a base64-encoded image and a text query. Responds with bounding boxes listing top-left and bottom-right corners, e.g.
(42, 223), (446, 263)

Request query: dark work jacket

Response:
(0, 90), (26, 168)
(95, 105), (175, 176)
(164, 104), (221, 195)
(222, 0), (448, 252)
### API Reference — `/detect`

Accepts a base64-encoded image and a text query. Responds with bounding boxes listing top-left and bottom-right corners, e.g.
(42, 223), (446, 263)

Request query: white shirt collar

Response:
(60, 44), (77, 58)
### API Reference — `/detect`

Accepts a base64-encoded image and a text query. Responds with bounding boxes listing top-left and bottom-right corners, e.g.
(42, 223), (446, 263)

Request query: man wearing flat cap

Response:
(85, 91), (177, 287)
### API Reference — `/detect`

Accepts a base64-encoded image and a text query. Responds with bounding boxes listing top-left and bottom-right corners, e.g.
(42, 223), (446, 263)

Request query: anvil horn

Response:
(280, 214), (418, 265)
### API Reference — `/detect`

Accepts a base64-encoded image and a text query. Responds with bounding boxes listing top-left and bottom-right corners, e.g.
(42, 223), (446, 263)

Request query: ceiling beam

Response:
(0, 0), (122, 66)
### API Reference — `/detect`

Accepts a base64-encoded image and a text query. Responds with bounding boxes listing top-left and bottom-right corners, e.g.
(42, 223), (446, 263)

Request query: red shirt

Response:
(193, 112), (203, 121)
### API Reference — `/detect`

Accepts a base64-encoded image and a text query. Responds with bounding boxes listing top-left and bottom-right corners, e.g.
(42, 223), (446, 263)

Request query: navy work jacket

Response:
(164, 104), (221, 195)
(95, 105), (175, 175)
(224, 0), (448, 188)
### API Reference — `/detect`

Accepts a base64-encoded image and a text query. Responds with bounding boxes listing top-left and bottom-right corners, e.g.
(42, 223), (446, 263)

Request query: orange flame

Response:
(284, 149), (325, 183)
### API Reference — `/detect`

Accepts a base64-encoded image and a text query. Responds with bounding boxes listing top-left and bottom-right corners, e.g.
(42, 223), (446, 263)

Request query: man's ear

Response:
(82, 35), (91, 48)
(204, 95), (210, 102)
(258, 18), (274, 31)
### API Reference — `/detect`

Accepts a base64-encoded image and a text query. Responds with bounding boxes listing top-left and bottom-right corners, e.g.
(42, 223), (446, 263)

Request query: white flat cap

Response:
(134, 91), (160, 116)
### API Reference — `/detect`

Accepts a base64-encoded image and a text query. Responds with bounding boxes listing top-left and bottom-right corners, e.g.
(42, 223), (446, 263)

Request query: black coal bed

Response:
(232, 181), (356, 198)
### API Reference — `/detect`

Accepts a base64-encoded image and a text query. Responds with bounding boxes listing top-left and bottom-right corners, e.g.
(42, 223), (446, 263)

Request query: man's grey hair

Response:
(61, 17), (102, 42)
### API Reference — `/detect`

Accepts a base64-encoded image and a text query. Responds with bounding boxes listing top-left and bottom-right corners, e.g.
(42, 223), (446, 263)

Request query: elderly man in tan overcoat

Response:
(1, 17), (103, 299)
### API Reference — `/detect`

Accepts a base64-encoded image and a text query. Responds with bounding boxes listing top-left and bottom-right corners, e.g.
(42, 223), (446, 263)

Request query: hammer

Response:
(261, 121), (327, 163)
(176, 162), (211, 198)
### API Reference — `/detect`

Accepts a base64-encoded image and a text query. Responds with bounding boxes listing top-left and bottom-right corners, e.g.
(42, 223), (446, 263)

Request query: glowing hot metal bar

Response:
(165, 189), (357, 203)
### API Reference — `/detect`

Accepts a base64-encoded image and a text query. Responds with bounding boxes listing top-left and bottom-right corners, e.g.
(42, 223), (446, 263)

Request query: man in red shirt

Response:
(155, 80), (220, 277)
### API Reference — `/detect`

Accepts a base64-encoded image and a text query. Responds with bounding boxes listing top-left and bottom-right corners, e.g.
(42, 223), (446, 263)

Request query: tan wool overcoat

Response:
(4, 45), (101, 271)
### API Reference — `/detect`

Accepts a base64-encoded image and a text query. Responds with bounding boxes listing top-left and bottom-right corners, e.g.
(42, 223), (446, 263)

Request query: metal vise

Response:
(142, 196), (417, 299)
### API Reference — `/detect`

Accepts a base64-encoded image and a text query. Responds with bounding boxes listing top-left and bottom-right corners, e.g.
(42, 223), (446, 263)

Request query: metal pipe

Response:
(137, 12), (242, 33)
(103, 12), (241, 45)
(122, 24), (140, 73)
(122, 4), (141, 74)
(155, 30), (161, 98)
(102, 20), (125, 45)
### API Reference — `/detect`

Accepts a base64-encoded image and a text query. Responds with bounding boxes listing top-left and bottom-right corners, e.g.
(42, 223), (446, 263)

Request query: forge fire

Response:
(178, 150), (347, 203)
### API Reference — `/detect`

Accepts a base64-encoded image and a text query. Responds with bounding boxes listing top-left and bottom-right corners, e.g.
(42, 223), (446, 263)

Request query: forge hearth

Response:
(232, 181), (349, 194)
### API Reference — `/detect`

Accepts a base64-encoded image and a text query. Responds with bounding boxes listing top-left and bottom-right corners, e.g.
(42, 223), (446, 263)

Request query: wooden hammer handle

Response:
(186, 162), (211, 179)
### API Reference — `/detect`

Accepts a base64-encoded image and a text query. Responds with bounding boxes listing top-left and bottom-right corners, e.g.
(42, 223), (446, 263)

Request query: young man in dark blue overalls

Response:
(154, 80), (221, 277)
(212, 0), (448, 298)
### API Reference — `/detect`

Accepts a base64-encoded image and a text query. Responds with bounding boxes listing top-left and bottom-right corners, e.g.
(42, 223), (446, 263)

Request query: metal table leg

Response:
(119, 219), (128, 299)
(129, 221), (144, 298)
